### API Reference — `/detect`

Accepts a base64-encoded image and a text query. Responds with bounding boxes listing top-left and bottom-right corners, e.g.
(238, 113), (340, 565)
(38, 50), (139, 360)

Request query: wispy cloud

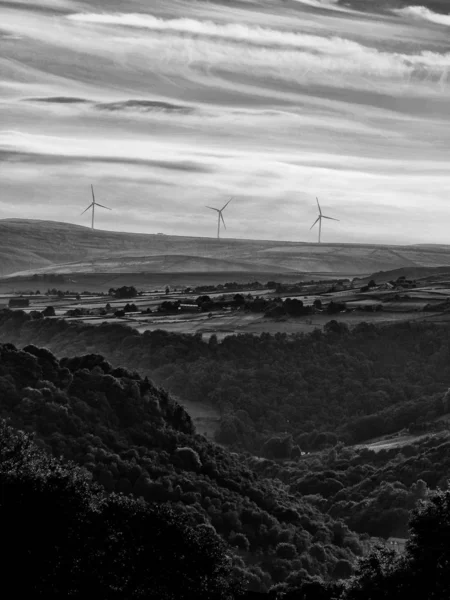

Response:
(1, 8), (448, 100)
(63, 12), (450, 95)
(396, 6), (450, 27)
(23, 96), (195, 114)
(0, 148), (213, 173)
(0, 131), (216, 173)
(288, 0), (360, 13)
(67, 12), (369, 53)
(1, 0), (81, 11)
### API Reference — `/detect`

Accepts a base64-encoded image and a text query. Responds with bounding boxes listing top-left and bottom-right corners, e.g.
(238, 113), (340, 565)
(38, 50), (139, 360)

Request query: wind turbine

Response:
(206, 198), (232, 239)
(81, 185), (111, 230)
(310, 197), (339, 243)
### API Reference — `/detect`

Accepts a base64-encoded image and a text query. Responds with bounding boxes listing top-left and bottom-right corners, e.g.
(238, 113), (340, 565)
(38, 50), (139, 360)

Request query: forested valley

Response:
(2, 311), (449, 452)
(1, 310), (450, 597)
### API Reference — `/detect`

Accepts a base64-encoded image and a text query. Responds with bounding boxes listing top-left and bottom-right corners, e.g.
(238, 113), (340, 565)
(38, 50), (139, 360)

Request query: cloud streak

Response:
(25, 96), (89, 103)
(1, 7), (448, 100)
(0, 148), (213, 173)
(292, 0), (347, 11)
(395, 6), (450, 27)
(95, 100), (193, 113)
(64, 12), (450, 95)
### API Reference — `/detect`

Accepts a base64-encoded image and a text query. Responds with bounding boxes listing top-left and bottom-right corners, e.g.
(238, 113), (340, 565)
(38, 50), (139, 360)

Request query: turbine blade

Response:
(316, 197), (322, 215)
(81, 204), (93, 215)
(96, 203), (112, 210)
(91, 185), (95, 204)
(310, 216), (320, 230)
(222, 197), (233, 211)
(206, 206), (219, 212)
(221, 212), (226, 229)
(322, 216), (339, 221)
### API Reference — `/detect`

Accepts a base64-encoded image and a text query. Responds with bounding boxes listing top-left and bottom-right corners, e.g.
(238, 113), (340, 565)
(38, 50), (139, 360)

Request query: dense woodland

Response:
(2, 311), (450, 454)
(1, 341), (450, 597)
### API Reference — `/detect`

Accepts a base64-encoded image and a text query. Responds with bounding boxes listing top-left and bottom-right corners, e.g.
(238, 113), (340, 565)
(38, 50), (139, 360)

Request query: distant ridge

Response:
(358, 265), (450, 285)
(2, 219), (450, 278)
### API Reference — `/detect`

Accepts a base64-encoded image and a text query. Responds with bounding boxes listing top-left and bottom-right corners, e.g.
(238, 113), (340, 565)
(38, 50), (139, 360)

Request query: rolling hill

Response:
(2, 219), (450, 278)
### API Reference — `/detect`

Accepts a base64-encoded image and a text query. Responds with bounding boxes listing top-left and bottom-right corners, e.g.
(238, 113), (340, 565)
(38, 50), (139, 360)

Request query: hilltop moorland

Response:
(2, 219), (450, 278)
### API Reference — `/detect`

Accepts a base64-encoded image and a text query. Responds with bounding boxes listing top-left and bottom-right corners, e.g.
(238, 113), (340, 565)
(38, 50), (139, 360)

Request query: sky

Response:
(0, 0), (449, 244)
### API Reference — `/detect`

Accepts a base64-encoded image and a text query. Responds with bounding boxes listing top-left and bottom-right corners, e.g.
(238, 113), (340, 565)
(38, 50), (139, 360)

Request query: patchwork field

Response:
(4, 264), (450, 342)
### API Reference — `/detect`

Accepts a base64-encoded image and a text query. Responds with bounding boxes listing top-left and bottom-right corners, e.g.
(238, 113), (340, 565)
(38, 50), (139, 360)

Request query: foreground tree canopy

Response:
(2, 414), (450, 599)
(0, 420), (237, 599)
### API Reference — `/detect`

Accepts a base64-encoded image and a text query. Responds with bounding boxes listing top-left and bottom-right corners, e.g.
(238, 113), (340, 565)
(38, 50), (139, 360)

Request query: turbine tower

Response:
(206, 198), (232, 239)
(81, 185), (112, 230)
(310, 197), (339, 243)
